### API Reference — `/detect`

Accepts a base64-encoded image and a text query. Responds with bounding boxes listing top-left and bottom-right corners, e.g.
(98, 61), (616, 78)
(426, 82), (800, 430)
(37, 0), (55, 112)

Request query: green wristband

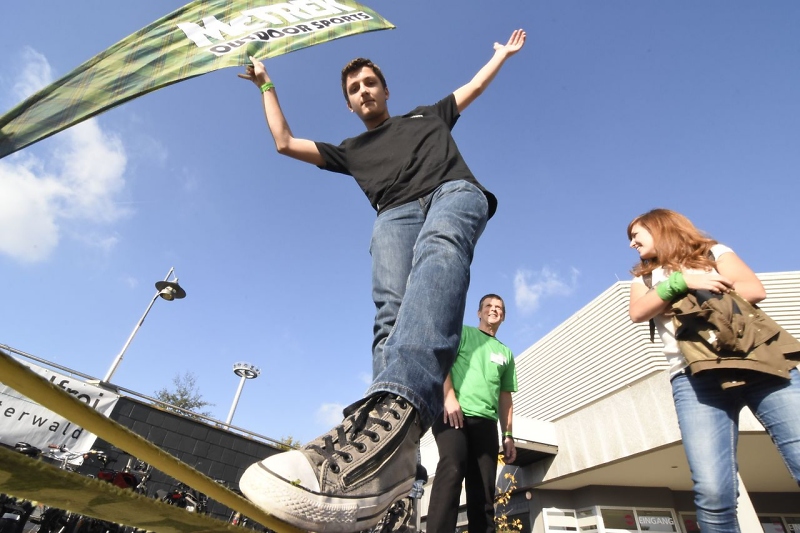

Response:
(260, 82), (274, 93)
(656, 281), (673, 301)
(655, 272), (689, 301)
(669, 271), (688, 295)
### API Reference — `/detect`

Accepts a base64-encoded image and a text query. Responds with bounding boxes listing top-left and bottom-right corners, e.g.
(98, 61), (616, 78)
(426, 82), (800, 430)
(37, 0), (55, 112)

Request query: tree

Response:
(154, 371), (214, 418)
(277, 436), (302, 451)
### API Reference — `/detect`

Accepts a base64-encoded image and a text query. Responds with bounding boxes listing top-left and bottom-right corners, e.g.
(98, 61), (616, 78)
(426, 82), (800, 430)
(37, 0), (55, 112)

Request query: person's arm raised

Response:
(452, 29), (526, 114)
(239, 57), (325, 166)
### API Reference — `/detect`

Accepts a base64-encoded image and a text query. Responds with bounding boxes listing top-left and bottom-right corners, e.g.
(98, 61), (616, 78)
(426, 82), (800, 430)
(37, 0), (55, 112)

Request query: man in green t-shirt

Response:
(427, 294), (518, 533)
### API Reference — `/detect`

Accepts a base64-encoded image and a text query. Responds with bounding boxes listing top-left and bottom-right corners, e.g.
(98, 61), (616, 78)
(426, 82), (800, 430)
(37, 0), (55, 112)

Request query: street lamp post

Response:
(103, 267), (186, 383)
(226, 362), (261, 425)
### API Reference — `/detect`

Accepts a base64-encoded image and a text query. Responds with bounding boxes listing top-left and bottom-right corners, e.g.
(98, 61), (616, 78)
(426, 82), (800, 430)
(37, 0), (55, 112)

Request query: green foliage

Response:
(154, 371), (214, 419)
(276, 435), (303, 450)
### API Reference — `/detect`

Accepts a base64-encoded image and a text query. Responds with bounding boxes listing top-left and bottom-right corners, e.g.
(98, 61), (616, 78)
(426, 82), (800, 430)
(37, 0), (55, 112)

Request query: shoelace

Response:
(307, 394), (407, 473)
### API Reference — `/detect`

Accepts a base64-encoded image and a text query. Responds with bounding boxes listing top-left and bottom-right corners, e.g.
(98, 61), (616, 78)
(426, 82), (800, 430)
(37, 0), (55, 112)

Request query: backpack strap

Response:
(642, 272), (656, 342)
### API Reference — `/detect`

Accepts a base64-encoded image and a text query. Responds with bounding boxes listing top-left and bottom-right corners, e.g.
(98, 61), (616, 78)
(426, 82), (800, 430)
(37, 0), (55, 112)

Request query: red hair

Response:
(628, 208), (717, 277)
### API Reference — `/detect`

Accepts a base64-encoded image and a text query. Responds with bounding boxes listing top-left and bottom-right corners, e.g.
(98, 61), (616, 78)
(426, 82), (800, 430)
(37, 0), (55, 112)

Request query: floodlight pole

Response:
(103, 267), (185, 383)
(226, 363), (261, 425)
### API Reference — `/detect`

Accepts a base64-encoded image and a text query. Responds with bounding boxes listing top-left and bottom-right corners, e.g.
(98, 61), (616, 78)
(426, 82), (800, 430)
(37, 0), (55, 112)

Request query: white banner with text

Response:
(0, 359), (119, 454)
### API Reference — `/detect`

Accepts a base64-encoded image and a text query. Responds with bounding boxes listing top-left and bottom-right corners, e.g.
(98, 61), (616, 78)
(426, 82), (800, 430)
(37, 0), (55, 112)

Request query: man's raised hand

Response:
(494, 29), (526, 58)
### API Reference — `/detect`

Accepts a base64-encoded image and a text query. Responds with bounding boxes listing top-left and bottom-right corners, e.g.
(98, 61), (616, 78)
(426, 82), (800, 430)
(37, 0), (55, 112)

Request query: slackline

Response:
(0, 348), (304, 533)
(0, 445), (247, 533)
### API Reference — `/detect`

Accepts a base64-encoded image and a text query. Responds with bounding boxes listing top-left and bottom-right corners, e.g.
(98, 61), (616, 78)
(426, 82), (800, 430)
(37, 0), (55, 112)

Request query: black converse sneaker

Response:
(239, 393), (421, 533)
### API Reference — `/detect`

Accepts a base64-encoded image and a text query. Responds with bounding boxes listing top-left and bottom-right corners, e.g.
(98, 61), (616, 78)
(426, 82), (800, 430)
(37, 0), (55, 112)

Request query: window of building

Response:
(635, 510), (679, 532)
(598, 507), (678, 533)
(761, 516), (788, 533)
(760, 516), (800, 533)
(677, 513), (699, 533)
(599, 508), (638, 533)
(543, 508), (578, 531)
(544, 507), (678, 533)
(543, 508), (598, 532)
(454, 507), (468, 533)
(577, 508), (599, 532)
(785, 516), (800, 533)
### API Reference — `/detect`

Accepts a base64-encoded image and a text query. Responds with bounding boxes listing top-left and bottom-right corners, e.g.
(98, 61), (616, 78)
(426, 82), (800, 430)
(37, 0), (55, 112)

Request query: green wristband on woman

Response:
(656, 271), (689, 301)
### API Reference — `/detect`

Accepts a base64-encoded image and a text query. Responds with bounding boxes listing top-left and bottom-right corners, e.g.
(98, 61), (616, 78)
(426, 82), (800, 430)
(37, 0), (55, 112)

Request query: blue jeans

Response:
(366, 180), (488, 431)
(672, 368), (800, 533)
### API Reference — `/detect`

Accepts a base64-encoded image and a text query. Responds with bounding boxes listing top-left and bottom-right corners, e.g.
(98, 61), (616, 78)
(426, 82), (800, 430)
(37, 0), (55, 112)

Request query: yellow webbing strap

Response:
(0, 446), (241, 533)
(0, 349), (304, 533)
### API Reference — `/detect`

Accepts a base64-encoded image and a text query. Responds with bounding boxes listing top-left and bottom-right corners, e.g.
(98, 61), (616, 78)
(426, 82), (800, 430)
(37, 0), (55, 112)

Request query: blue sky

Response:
(1, 1), (799, 444)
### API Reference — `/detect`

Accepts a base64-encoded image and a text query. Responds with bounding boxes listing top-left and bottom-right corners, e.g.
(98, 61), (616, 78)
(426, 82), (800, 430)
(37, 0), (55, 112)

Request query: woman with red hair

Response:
(627, 208), (800, 533)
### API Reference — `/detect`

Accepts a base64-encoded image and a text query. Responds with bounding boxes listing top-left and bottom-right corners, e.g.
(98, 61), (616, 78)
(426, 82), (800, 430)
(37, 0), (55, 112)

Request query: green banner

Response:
(0, 0), (394, 159)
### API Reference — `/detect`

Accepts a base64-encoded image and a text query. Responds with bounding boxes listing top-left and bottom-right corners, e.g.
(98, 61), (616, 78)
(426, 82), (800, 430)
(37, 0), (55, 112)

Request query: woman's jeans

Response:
(672, 367), (800, 533)
(365, 180), (488, 432)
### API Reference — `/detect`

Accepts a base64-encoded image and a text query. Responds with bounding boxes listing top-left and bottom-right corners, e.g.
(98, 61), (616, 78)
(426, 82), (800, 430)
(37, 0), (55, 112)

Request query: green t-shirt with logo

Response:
(451, 325), (518, 421)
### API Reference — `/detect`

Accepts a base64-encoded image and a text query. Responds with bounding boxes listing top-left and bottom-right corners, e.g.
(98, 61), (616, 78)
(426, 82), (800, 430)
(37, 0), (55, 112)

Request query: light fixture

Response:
(155, 280), (186, 301)
(102, 268), (187, 383)
(226, 362), (261, 425)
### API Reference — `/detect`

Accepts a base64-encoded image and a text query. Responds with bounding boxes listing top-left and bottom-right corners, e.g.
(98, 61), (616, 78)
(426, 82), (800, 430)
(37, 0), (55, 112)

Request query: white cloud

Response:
(315, 403), (345, 427)
(0, 160), (60, 262)
(0, 50), (129, 263)
(514, 266), (580, 314)
(72, 230), (120, 254)
(52, 120), (128, 222)
(12, 48), (52, 99)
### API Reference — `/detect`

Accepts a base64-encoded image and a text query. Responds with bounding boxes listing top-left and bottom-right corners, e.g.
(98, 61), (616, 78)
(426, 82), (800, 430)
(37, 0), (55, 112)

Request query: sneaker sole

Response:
(239, 461), (414, 533)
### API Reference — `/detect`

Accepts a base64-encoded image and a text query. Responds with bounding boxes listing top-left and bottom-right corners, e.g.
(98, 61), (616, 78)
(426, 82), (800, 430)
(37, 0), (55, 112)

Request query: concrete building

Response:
(419, 271), (800, 533)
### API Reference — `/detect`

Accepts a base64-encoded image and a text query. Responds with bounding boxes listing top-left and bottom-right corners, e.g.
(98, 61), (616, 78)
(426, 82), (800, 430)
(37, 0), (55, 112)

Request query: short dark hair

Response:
(341, 58), (387, 102)
(478, 294), (505, 313)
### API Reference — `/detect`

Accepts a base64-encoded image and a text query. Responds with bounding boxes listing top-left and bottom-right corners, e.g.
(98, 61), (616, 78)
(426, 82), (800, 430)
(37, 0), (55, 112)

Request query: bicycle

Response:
(0, 443), (42, 533)
(35, 445), (110, 533)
